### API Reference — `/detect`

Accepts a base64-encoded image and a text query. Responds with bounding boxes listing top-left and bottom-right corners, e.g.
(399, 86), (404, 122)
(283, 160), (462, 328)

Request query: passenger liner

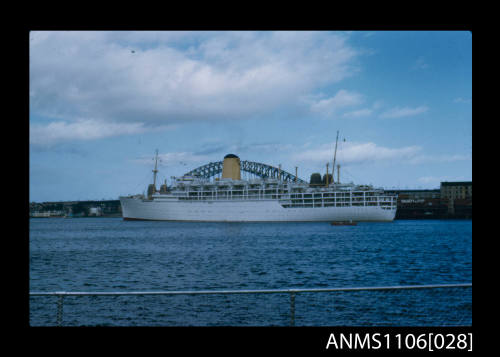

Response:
(119, 152), (397, 222)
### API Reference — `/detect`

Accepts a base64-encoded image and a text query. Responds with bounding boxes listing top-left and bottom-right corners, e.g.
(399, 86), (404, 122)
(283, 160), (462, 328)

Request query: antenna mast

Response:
(332, 130), (339, 184)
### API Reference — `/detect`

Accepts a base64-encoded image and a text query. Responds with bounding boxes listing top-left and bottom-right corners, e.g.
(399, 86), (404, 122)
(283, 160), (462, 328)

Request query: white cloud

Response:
(293, 141), (422, 165)
(152, 152), (211, 165)
(342, 108), (373, 118)
(29, 119), (157, 148)
(226, 142), (296, 154)
(310, 89), (364, 116)
(453, 97), (472, 104)
(409, 154), (472, 165)
(379, 106), (428, 119)
(30, 31), (360, 146)
(291, 141), (470, 167)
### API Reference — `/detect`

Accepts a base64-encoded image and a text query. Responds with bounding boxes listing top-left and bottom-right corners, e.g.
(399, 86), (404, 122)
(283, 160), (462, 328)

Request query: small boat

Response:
(331, 221), (357, 226)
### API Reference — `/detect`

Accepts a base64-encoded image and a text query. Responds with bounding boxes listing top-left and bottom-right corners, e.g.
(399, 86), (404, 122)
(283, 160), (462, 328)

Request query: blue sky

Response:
(29, 31), (472, 202)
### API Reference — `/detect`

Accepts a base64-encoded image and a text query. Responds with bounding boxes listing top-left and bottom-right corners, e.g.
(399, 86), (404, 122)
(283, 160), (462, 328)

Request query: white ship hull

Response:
(120, 196), (396, 222)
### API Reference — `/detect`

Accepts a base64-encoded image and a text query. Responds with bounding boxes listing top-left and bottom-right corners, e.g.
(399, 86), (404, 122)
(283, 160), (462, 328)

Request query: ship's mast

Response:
(332, 130), (339, 184)
(152, 149), (159, 190)
(326, 162), (329, 187)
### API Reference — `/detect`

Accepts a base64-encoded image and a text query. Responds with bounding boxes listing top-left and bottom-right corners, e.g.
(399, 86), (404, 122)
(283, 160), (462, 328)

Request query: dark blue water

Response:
(29, 218), (472, 326)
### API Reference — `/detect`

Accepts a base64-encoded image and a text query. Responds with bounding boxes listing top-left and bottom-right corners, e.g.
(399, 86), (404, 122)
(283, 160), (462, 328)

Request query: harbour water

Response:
(29, 218), (472, 326)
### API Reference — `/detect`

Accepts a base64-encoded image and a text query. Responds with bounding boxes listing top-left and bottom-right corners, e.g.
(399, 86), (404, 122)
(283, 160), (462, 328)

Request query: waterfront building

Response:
(440, 181), (472, 200)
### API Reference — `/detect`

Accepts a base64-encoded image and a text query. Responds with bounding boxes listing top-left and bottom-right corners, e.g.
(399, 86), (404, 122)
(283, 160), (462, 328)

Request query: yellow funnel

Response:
(222, 154), (241, 180)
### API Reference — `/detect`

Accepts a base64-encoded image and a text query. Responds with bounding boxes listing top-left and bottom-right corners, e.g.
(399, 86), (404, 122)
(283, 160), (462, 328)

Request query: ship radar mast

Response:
(146, 149), (160, 199)
(152, 149), (159, 190)
(332, 130), (339, 184)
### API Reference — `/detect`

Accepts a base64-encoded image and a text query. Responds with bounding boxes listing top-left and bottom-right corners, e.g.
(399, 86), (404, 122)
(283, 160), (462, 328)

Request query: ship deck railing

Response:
(30, 283), (471, 326)
(155, 191), (397, 208)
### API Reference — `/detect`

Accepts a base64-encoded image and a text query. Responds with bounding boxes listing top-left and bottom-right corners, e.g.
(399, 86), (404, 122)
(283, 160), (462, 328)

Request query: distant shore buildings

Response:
(29, 200), (122, 218)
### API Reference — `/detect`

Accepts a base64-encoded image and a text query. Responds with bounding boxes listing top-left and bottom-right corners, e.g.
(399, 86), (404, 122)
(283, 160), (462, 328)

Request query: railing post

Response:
(56, 294), (64, 326)
(290, 292), (295, 326)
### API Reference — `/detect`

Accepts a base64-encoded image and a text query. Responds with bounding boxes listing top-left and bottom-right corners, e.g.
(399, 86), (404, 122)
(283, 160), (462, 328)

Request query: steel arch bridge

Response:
(184, 160), (306, 183)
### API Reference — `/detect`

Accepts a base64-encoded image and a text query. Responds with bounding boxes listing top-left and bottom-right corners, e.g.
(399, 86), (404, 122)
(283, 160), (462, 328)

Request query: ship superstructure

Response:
(119, 151), (397, 222)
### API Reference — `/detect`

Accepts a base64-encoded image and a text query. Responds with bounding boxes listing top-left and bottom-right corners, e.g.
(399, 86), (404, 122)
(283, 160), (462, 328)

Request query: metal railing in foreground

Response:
(30, 283), (472, 326)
